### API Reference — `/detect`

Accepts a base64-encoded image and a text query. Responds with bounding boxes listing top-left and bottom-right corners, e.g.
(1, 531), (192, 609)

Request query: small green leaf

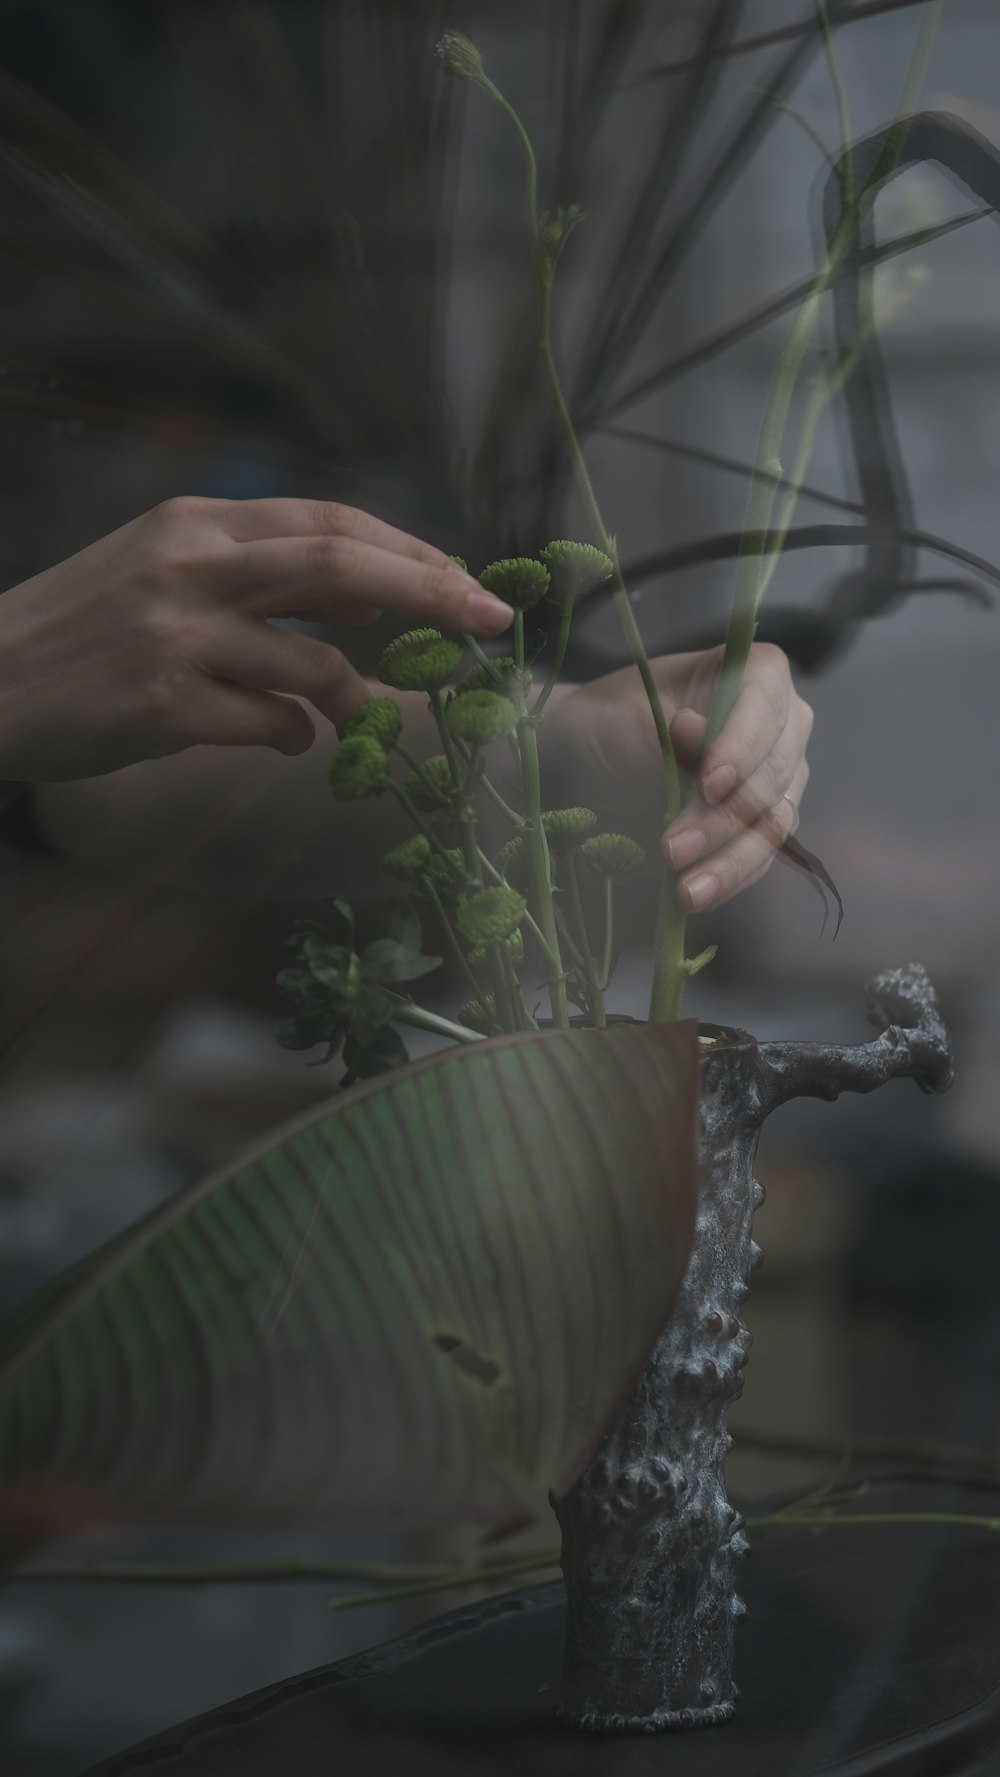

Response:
(343, 1024), (409, 1080)
(350, 986), (398, 1046)
(362, 940), (442, 987)
(368, 899), (423, 953)
(302, 939), (355, 989)
(319, 899), (355, 944)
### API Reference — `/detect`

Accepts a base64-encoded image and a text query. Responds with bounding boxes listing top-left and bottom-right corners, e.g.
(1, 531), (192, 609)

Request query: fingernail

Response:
(684, 871), (719, 910)
(703, 763), (737, 804)
(667, 828), (707, 869)
(465, 590), (514, 632)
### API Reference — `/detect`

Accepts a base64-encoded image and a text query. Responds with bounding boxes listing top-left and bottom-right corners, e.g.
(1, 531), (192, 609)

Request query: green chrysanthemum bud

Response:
(478, 558), (550, 612)
(457, 886), (526, 946)
(458, 995), (497, 1035)
(379, 628), (463, 692)
(343, 697), (402, 749)
(403, 755), (453, 811)
(446, 690), (519, 745)
(540, 540), (614, 601)
(328, 736), (388, 801)
(450, 554), (468, 573)
(493, 835), (525, 882)
(578, 833), (646, 881)
(467, 929), (524, 969)
(434, 29), (483, 81)
(426, 848), (466, 891)
(541, 807), (598, 848)
(453, 656), (529, 699)
(381, 833), (433, 881)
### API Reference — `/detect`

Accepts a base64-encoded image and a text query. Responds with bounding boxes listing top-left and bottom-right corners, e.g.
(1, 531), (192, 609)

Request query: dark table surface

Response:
(84, 1475), (1000, 1777)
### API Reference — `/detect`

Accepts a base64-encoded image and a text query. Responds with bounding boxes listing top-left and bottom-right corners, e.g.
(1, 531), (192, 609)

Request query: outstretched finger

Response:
(200, 618), (371, 730)
(208, 536), (514, 635)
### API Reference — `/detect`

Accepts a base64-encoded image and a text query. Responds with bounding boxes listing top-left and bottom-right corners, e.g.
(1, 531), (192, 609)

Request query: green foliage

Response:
(0, 1023), (699, 1543)
(379, 628), (463, 692)
(478, 557), (551, 611)
(276, 899), (440, 1078)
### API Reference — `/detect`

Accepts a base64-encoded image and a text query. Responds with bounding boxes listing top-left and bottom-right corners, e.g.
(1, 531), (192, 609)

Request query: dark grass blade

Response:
(576, 1), (748, 417)
(0, 1023), (699, 1554)
(778, 833), (845, 939)
(822, 112), (1000, 640)
(613, 0), (943, 86)
(596, 205), (991, 424)
(580, 0), (862, 419)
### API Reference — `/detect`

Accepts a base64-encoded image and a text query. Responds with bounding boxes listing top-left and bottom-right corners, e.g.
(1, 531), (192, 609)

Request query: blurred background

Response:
(0, 0), (998, 1769)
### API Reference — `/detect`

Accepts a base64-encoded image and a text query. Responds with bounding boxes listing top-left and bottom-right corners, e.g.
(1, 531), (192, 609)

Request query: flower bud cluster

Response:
(446, 690), (518, 745)
(329, 735), (388, 801)
(379, 628), (462, 692)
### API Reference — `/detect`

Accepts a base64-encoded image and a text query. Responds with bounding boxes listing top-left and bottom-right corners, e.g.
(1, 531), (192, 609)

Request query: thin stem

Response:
(387, 781), (462, 873)
(477, 771), (525, 828)
(649, 876), (689, 1023)
(599, 875), (615, 991)
(424, 878), (485, 1009)
(430, 688), (481, 883)
(473, 64), (687, 1020)
(817, 0), (854, 203)
(393, 1002), (484, 1046)
(563, 851), (602, 1023)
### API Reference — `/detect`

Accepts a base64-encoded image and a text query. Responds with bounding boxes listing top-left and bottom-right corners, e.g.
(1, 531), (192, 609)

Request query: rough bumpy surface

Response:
(555, 964), (953, 1733)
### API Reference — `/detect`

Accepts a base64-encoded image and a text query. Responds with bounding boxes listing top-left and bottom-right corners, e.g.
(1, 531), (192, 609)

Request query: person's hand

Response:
(0, 496), (513, 781)
(545, 643), (813, 911)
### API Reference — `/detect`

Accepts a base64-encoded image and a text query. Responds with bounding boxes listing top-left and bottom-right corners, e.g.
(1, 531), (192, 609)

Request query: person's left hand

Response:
(543, 643), (813, 912)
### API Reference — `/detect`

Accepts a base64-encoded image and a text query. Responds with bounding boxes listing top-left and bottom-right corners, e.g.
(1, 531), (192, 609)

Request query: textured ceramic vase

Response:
(554, 964), (953, 1732)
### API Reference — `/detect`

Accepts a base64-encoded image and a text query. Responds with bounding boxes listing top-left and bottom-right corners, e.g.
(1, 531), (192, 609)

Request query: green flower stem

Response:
(424, 878), (484, 1007)
(649, 874), (689, 1024)
(511, 610), (569, 1026)
(563, 852), (603, 1024)
(387, 782), (463, 875)
(501, 944), (536, 1030)
(599, 875), (616, 992)
(473, 65), (685, 1020)
(477, 771), (525, 829)
(393, 1002), (484, 1046)
(430, 688), (481, 884)
(701, 0), (942, 758)
(460, 632), (507, 685)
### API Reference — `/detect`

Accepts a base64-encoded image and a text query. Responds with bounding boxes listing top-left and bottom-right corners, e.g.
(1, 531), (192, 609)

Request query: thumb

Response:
(669, 706), (707, 772)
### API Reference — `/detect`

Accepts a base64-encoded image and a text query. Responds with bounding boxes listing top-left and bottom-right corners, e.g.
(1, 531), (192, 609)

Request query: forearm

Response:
(33, 686), (443, 904)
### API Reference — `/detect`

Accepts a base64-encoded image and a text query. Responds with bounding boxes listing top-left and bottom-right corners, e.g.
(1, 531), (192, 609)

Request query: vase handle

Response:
(755, 962), (954, 1117)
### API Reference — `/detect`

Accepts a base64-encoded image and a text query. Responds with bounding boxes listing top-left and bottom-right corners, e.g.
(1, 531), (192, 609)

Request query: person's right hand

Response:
(0, 496), (512, 781)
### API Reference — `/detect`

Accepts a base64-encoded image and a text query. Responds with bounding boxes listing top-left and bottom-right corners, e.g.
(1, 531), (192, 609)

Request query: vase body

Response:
(554, 1030), (760, 1730)
(554, 965), (953, 1733)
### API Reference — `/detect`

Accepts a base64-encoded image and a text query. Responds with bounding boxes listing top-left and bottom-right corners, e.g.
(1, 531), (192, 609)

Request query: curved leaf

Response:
(0, 1023), (699, 1551)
